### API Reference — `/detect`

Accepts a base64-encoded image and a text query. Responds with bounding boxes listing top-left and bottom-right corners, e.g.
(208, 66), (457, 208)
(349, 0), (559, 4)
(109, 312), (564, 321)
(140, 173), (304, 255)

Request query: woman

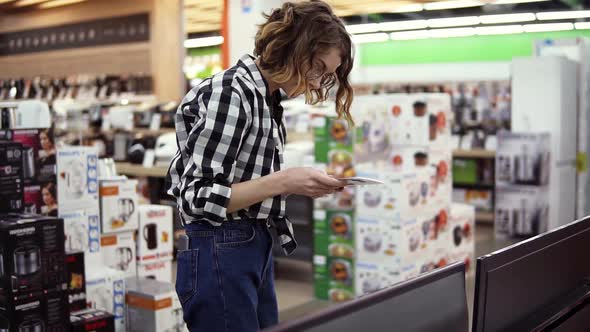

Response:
(41, 182), (58, 217)
(167, 1), (353, 331)
(38, 128), (56, 167)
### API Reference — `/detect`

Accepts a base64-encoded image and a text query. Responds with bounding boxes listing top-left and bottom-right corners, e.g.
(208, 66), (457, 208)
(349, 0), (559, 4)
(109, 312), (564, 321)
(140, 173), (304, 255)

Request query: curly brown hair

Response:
(254, 0), (354, 124)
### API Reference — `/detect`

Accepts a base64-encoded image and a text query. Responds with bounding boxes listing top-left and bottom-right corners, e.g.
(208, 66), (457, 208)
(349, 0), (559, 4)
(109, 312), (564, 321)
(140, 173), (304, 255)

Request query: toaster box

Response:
(57, 147), (99, 213)
(351, 95), (391, 163)
(448, 204), (475, 255)
(125, 277), (184, 332)
(136, 260), (172, 284)
(99, 179), (139, 234)
(86, 268), (126, 332)
(495, 186), (549, 240)
(101, 231), (137, 278)
(0, 128), (57, 185)
(61, 207), (102, 267)
(66, 251), (87, 313)
(70, 309), (115, 332)
(0, 289), (69, 332)
(137, 205), (173, 264)
(313, 209), (355, 259)
(355, 261), (402, 297)
(0, 214), (67, 300)
(313, 254), (355, 303)
(0, 141), (24, 213)
(496, 132), (551, 187)
(355, 215), (401, 266)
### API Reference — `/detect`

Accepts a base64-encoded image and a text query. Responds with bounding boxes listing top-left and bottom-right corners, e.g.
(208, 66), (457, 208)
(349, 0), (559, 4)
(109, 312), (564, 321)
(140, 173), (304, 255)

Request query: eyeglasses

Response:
(307, 64), (337, 88)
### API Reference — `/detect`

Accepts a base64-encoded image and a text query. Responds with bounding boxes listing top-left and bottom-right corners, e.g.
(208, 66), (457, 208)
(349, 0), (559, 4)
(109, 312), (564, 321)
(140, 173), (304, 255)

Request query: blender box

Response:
(57, 147), (99, 212)
(125, 277), (183, 332)
(66, 251), (87, 313)
(99, 178), (139, 234)
(313, 209), (355, 259)
(313, 254), (355, 303)
(136, 260), (173, 283)
(355, 261), (402, 297)
(496, 132), (551, 187)
(61, 207), (102, 267)
(0, 288), (69, 332)
(86, 267), (126, 332)
(351, 95), (391, 163)
(137, 205), (174, 264)
(355, 216), (401, 266)
(495, 186), (549, 240)
(0, 214), (67, 300)
(0, 141), (24, 213)
(0, 128), (57, 185)
(101, 231), (137, 278)
(387, 145), (429, 173)
(70, 309), (115, 332)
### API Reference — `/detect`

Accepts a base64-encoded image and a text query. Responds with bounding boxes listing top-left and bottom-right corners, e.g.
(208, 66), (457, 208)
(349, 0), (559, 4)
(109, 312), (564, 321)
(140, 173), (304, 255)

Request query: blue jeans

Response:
(176, 221), (278, 332)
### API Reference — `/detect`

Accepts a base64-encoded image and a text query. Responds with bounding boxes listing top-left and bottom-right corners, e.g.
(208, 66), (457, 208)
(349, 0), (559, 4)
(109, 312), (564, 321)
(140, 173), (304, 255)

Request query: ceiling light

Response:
(184, 36), (224, 48)
(0, 0), (16, 3)
(575, 22), (590, 30)
(351, 33), (389, 44)
(14, 0), (50, 6)
(390, 30), (430, 40)
(523, 22), (574, 32)
(346, 23), (380, 34)
(424, 0), (483, 11)
(391, 3), (424, 13)
(379, 20), (428, 32)
(427, 16), (480, 28)
(493, 0), (549, 4)
(476, 25), (524, 35)
(38, 0), (85, 8)
(537, 10), (590, 21)
(429, 27), (476, 38)
(479, 13), (535, 24)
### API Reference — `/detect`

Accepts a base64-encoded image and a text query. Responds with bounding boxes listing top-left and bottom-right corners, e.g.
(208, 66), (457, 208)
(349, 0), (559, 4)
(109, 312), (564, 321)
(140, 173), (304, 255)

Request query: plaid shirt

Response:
(166, 54), (296, 255)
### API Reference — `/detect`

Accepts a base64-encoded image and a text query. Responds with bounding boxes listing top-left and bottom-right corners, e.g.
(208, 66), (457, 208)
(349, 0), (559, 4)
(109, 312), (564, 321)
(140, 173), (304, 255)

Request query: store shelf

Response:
(453, 149), (496, 159)
(115, 162), (168, 178)
(476, 212), (495, 224)
(287, 131), (313, 143)
(454, 183), (495, 190)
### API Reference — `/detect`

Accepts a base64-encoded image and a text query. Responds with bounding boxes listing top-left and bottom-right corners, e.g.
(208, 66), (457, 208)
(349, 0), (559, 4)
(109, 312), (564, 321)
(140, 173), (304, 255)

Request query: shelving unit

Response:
(452, 149), (496, 159)
(116, 162), (168, 178)
(475, 212), (495, 224)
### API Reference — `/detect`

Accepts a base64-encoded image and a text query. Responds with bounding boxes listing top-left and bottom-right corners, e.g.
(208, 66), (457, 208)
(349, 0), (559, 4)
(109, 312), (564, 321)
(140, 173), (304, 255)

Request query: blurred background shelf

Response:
(475, 212), (495, 224)
(116, 162), (168, 178)
(453, 149), (496, 159)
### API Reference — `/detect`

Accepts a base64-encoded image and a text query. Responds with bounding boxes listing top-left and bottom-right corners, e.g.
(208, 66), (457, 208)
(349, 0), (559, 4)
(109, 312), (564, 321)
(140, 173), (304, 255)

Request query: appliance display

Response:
(61, 207), (101, 266)
(99, 179), (139, 234)
(65, 251), (86, 313)
(137, 205), (173, 264)
(0, 129), (56, 186)
(100, 232), (137, 278)
(57, 147), (99, 213)
(495, 186), (549, 239)
(495, 132), (551, 187)
(0, 289), (69, 332)
(70, 309), (115, 332)
(136, 260), (172, 283)
(0, 141), (24, 213)
(86, 268), (126, 332)
(0, 214), (66, 298)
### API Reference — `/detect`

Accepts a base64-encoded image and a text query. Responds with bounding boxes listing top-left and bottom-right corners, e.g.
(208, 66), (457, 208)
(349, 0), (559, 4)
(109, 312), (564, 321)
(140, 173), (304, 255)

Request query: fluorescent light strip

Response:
(184, 36), (224, 48)
(475, 25), (524, 35)
(390, 30), (430, 40)
(346, 23), (380, 34)
(351, 33), (389, 44)
(537, 10), (590, 20)
(38, 0), (84, 8)
(379, 20), (428, 32)
(493, 0), (549, 4)
(429, 27), (476, 38)
(391, 3), (424, 13)
(523, 22), (574, 32)
(480, 13), (535, 24)
(575, 22), (590, 30)
(14, 0), (49, 6)
(424, 0), (482, 11)
(427, 16), (480, 28)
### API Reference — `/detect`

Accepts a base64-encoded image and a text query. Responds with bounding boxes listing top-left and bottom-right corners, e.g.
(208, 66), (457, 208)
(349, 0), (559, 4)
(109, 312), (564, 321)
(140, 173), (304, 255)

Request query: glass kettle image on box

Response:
(62, 159), (87, 199)
(143, 223), (158, 250)
(116, 247), (133, 271)
(112, 198), (135, 229)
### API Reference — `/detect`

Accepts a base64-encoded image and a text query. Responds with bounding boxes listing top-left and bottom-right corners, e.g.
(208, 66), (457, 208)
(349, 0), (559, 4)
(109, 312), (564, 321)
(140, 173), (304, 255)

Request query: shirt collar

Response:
(238, 54), (270, 98)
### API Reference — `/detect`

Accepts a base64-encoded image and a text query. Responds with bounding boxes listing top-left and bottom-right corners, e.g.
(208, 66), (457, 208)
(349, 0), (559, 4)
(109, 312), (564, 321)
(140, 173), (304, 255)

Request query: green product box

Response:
(313, 115), (354, 164)
(313, 255), (355, 302)
(452, 159), (478, 184)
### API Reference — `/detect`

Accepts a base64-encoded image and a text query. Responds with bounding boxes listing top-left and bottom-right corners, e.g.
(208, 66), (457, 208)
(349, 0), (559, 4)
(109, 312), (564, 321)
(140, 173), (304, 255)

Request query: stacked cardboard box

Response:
(135, 205), (174, 283)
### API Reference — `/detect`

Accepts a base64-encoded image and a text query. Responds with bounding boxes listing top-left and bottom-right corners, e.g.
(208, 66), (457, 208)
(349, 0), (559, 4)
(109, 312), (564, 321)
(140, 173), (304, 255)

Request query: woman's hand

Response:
(278, 167), (346, 199)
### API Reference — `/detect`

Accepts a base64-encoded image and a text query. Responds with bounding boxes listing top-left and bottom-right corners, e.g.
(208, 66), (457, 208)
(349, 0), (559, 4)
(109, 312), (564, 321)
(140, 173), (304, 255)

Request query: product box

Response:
(125, 277), (184, 332)
(355, 216), (401, 266)
(0, 289), (69, 332)
(70, 309), (115, 332)
(101, 231), (137, 278)
(452, 159), (478, 184)
(62, 207), (101, 266)
(23, 185), (41, 215)
(66, 251), (87, 312)
(0, 128), (57, 185)
(313, 255), (355, 303)
(452, 188), (494, 213)
(86, 268), (126, 332)
(99, 178), (139, 234)
(496, 132), (551, 187)
(0, 214), (67, 300)
(495, 186), (550, 239)
(137, 205), (173, 264)
(136, 260), (173, 283)
(418, 247), (451, 275)
(351, 95), (391, 163)
(313, 115), (354, 164)
(0, 141), (24, 213)
(355, 261), (402, 297)
(57, 147), (99, 212)
(313, 209), (355, 258)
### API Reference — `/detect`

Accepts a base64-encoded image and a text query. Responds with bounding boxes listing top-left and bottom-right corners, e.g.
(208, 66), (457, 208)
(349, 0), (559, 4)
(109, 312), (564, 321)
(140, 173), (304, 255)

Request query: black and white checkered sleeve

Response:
(178, 86), (250, 223)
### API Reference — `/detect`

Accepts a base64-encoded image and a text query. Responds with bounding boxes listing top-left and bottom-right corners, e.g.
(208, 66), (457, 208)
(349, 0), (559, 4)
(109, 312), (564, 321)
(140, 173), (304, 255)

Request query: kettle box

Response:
(57, 147), (99, 213)
(137, 205), (173, 264)
(0, 141), (24, 213)
(0, 289), (69, 332)
(137, 260), (173, 283)
(66, 251), (87, 313)
(86, 268), (126, 332)
(70, 309), (115, 332)
(99, 179), (139, 234)
(101, 231), (137, 278)
(0, 214), (67, 300)
(61, 206), (102, 267)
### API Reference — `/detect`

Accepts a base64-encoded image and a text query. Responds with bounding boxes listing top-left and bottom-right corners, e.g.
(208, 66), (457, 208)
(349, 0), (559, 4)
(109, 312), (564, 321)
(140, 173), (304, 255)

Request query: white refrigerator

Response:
(511, 56), (578, 230)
